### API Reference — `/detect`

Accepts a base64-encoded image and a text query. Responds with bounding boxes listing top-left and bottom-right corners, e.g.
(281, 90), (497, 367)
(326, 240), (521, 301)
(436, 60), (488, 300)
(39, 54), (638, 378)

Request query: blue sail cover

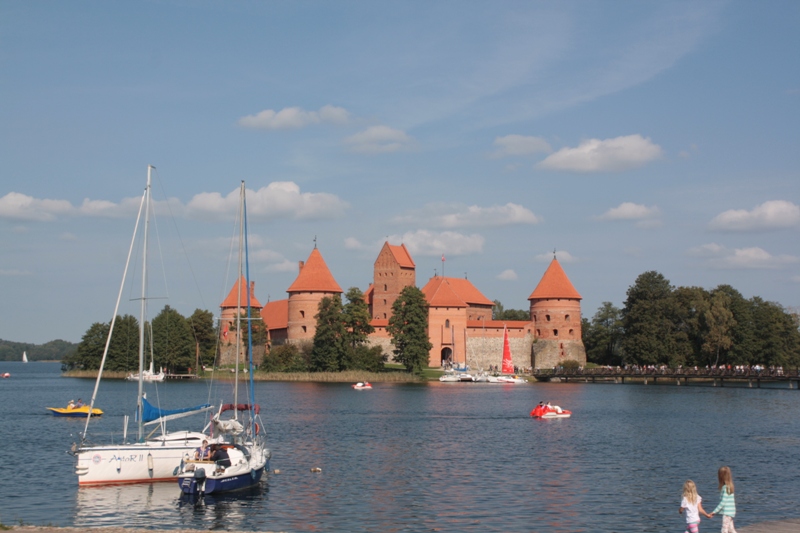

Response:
(142, 397), (212, 423)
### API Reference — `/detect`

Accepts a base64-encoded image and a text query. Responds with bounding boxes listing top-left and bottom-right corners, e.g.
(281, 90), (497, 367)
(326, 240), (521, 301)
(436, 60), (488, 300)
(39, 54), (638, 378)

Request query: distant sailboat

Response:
(22, 351), (28, 363)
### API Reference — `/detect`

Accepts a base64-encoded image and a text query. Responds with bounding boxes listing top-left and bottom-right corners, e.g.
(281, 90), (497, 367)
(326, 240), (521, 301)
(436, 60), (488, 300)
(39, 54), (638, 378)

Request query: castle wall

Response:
(464, 333), (534, 371)
(530, 298), (582, 342)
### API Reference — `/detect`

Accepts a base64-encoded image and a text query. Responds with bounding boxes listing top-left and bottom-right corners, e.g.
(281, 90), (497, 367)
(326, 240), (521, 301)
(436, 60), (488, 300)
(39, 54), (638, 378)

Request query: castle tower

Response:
(527, 257), (586, 369)
(219, 275), (263, 365)
(286, 247), (343, 341)
(371, 242), (416, 320)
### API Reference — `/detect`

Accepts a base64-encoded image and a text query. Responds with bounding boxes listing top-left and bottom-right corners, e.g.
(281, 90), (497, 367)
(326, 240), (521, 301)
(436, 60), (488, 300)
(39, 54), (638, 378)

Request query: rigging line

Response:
(83, 183), (148, 444)
(151, 166), (209, 312)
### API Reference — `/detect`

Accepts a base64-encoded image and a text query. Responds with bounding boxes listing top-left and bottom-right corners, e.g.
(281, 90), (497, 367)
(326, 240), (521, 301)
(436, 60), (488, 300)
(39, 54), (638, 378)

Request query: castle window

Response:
(569, 329), (574, 337)
(300, 310), (305, 318)
(546, 315), (551, 322)
(384, 284), (387, 291)
(565, 314), (570, 322)
(383, 313), (387, 319)
(445, 319), (450, 328)
(302, 326), (307, 333)
(536, 329), (541, 337)
(553, 329), (558, 337)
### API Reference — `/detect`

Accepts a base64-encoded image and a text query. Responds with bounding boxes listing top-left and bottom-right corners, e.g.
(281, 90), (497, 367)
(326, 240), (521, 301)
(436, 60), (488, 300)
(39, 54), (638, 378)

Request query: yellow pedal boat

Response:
(47, 404), (103, 417)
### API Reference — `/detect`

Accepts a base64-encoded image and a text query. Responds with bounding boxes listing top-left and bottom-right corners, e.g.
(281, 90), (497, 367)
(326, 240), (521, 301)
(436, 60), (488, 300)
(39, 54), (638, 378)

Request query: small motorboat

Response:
(352, 382), (372, 390)
(47, 403), (104, 417)
(488, 375), (527, 383)
(2, 372), (9, 378)
(530, 403), (571, 418)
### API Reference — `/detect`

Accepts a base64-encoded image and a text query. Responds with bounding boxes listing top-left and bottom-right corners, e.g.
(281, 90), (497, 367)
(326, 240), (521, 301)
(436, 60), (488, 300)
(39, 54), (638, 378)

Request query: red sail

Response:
(501, 325), (514, 374)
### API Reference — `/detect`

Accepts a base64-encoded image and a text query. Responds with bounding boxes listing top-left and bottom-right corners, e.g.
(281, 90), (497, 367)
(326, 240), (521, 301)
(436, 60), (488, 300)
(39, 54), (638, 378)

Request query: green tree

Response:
(106, 314), (140, 371)
(750, 298), (800, 368)
(388, 286), (432, 374)
(670, 286), (709, 367)
(261, 343), (311, 372)
(714, 285), (757, 365)
(151, 305), (194, 372)
(492, 299), (530, 321)
(343, 287), (374, 349)
(620, 271), (680, 366)
(311, 295), (346, 371)
(65, 322), (110, 370)
(583, 302), (623, 365)
(700, 290), (735, 367)
(187, 308), (217, 370)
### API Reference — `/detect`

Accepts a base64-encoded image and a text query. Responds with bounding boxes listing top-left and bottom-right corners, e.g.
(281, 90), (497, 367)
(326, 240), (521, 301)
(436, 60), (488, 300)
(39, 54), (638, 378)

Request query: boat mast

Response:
(137, 165), (153, 442)
(234, 181), (244, 414)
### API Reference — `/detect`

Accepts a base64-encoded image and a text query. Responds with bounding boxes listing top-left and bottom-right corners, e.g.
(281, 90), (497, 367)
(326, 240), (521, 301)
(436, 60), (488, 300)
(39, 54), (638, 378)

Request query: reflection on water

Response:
(75, 483), (269, 531)
(2, 364), (799, 532)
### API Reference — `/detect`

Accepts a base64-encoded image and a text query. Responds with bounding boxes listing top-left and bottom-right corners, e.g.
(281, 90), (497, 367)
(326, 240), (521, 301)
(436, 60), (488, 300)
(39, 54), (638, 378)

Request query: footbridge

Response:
(532, 366), (800, 389)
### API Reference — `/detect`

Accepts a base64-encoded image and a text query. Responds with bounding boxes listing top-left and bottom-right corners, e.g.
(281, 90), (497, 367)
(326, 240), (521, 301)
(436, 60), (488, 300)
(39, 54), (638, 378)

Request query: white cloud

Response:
(60, 232), (77, 241)
(534, 250), (577, 263)
(538, 134), (663, 172)
(344, 237), (365, 250)
(599, 202), (660, 221)
(265, 260), (297, 273)
(709, 200), (800, 231)
(687, 243), (799, 269)
(186, 182), (348, 221)
(344, 125), (414, 154)
(491, 135), (552, 158)
(388, 230), (485, 257)
(238, 105), (350, 130)
(0, 192), (73, 221)
(599, 202), (662, 228)
(497, 269), (518, 281)
(395, 202), (540, 228)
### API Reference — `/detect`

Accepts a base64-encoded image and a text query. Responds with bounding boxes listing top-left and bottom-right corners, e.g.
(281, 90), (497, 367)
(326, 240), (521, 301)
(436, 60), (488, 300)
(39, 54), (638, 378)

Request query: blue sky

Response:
(1, 1), (798, 344)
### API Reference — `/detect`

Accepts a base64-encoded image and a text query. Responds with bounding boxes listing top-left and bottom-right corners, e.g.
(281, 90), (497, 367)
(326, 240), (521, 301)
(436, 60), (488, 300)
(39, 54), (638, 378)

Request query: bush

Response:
(559, 359), (582, 371)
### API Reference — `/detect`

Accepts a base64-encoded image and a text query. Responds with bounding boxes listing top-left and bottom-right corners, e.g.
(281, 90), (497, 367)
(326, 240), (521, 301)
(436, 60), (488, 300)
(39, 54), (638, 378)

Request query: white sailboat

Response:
(22, 351), (28, 363)
(177, 181), (270, 496)
(72, 165), (212, 486)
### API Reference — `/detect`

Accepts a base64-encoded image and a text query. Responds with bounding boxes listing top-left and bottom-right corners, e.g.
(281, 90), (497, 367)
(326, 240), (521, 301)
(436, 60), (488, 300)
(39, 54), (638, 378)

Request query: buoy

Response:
(310, 467), (322, 473)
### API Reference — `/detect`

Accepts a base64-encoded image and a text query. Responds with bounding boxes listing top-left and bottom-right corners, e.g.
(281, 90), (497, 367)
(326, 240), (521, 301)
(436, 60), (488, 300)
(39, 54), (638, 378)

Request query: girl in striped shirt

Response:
(710, 466), (736, 533)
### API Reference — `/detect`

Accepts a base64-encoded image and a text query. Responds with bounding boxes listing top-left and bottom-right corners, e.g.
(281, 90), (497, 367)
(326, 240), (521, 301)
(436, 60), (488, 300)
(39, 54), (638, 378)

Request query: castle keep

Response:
(222, 243), (586, 370)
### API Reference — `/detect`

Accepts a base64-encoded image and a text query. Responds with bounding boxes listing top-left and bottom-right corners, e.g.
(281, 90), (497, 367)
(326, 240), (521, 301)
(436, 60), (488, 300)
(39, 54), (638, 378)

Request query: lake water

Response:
(1, 361), (798, 532)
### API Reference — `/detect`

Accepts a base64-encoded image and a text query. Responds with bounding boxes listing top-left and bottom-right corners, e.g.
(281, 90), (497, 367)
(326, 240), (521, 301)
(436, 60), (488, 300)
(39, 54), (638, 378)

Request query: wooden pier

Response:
(533, 367), (800, 389)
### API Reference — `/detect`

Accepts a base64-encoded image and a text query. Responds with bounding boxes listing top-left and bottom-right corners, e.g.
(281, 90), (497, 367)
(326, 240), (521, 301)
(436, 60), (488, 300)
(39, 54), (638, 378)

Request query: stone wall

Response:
(464, 335), (535, 371)
(530, 339), (586, 369)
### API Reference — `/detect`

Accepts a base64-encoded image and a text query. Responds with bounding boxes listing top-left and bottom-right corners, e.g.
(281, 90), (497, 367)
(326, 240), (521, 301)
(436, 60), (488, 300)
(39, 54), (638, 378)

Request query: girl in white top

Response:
(680, 480), (712, 533)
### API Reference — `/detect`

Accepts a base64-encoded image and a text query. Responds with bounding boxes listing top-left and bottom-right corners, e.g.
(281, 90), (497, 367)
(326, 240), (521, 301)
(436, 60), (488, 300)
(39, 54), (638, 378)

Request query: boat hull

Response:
(48, 406), (104, 417)
(178, 445), (270, 495)
(74, 431), (208, 486)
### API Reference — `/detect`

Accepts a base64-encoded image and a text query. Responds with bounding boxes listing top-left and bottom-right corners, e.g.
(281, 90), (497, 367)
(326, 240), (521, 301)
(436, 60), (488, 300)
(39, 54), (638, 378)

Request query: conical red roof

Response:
(286, 248), (343, 293)
(220, 275), (263, 309)
(528, 258), (582, 300)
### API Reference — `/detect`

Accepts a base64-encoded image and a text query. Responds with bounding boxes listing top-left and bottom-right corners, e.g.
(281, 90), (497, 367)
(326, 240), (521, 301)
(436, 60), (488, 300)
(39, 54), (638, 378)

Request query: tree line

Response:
(62, 306), (218, 373)
(0, 339), (77, 362)
(64, 285), (434, 376)
(582, 271), (800, 369)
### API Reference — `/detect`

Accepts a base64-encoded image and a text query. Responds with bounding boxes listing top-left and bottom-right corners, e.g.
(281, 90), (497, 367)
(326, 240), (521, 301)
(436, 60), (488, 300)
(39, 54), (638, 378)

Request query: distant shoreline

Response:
(60, 369), (427, 383)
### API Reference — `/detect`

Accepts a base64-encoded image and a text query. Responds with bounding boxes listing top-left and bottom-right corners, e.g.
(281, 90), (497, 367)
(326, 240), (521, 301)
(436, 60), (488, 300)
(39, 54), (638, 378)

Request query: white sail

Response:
(22, 351), (28, 363)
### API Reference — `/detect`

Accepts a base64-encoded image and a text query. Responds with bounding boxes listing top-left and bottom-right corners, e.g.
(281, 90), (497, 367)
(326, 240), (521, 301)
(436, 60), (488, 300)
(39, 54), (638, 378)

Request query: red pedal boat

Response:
(530, 403), (571, 418)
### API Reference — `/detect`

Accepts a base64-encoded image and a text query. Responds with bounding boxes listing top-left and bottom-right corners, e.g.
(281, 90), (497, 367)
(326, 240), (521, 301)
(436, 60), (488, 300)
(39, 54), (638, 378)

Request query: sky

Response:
(1, 0), (798, 345)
